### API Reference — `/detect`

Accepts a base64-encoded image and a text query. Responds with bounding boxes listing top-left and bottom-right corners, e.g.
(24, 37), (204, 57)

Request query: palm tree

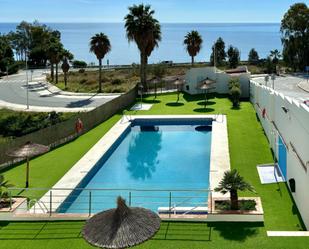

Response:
(215, 169), (255, 210)
(270, 49), (281, 64)
(124, 4), (161, 88)
(47, 42), (63, 83)
(0, 175), (13, 201)
(61, 51), (71, 89)
(90, 33), (111, 93)
(184, 31), (203, 66)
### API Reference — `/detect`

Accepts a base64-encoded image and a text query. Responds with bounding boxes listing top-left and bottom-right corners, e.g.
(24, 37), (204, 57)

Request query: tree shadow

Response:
(66, 98), (94, 108)
(0, 221), (84, 240)
(193, 108), (215, 113)
(166, 102), (185, 107)
(231, 106), (241, 110)
(143, 99), (161, 104)
(197, 101), (216, 106)
(209, 222), (262, 242)
(126, 130), (162, 180)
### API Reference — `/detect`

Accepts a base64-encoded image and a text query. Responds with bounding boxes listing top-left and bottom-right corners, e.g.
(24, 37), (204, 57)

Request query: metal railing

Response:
(8, 187), (212, 218)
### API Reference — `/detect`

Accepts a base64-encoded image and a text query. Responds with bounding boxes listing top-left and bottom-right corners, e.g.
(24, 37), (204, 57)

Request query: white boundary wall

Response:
(184, 67), (250, 98)
(250, 80), (309, 229)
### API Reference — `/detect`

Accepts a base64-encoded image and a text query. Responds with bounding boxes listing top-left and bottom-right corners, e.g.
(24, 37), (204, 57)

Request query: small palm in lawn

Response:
(90, 33), (111, 93)
(215, 169), (255, 210)
(0, 175), (13, 201)
(61, 49), (73, 89)
(124, 4), (161, 89)
(184, 31), (203, 66)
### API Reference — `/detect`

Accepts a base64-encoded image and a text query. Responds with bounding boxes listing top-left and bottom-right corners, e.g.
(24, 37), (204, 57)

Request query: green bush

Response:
(0, 111), (73, 138)
(78, 68), (85, 73)
(79, 79), (87, 84)
(73, 60), (87, 68)
(111, 78), (122, 85)
(229, 78), (241, 108)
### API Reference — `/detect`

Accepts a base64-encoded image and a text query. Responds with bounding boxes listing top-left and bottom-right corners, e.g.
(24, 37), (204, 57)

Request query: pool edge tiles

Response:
(33, 115), (230, 215)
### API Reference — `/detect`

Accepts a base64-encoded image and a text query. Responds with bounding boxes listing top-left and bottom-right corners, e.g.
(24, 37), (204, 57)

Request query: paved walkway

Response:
(251, 75), (309, 103)
(298, 80), (309, 93)
(0, 70), (120, 112)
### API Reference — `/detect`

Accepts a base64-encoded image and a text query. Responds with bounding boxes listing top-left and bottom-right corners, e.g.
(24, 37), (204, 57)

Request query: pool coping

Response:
(32, 115), (230, 214)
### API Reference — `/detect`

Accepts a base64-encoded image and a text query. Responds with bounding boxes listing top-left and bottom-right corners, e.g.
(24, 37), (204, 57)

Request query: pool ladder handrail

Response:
(28, 199), (49, 214)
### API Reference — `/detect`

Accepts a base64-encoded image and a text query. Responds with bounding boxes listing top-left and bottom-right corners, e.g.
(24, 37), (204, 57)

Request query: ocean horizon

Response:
(0, 22), (282, 65)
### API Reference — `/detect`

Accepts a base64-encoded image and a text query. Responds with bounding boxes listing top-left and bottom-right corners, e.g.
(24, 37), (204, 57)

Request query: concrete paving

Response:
(0, 69), (120, 112)
(251, 75), (309, 103)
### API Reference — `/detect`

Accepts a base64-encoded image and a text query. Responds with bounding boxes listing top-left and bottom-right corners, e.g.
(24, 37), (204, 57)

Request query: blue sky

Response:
(1, 0), (307, 23)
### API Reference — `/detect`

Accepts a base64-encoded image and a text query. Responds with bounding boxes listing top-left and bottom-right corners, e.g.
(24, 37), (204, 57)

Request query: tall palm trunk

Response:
(64, 72), (67, 88)
(191, 56), (194, 66)
(230, 189), (239, 210)
(98, 58), (102, 93)
(140, 52), (147, 89)
(55, 63), (58, 84)
(50, 63), (54, 82)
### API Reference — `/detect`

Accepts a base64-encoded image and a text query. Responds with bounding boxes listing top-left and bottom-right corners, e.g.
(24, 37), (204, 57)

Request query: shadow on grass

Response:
(231, 106), (241, 110)
(0, 221), (84, 240)
(182, 92), (227, 103)
(152, 222), (212, 242)
(209, 222), (263, 242)
(197, 101), (216, 106)
(166, 102), (185, 107)
(142, 99), (161, 104)
(193, 108), (215, 113)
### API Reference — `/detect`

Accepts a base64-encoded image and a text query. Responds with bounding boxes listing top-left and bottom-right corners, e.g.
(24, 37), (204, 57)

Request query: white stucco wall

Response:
(184, 67), (250, 98)
(250, 80), (309, 229)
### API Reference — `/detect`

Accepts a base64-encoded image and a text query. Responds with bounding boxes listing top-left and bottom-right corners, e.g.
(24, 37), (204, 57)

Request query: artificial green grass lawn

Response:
(0, 93), (308, 249)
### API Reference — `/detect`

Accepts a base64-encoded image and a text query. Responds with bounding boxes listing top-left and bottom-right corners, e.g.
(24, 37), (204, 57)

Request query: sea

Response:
(0, 23), (282, 65)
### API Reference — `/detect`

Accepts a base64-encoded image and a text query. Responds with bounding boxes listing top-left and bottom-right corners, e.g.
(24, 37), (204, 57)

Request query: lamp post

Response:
(25, 50), (29, 109)
(264, 75), (269, 87)
(271, 74), (276, 90)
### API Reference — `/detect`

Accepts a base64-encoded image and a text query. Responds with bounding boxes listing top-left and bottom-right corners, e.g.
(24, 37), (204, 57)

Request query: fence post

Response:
(210, 190), (212, 214)
(49, 191), (52, 217)
(129, 192), (132, 207)
(9, 191), (12, 210)
(169, 192), (172, 218)
(88, 191), (92, 217)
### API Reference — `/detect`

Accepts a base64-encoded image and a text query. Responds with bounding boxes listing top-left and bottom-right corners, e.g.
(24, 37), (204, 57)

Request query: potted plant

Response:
(0, 174), (14, 209)
(215, 169), (255, 210)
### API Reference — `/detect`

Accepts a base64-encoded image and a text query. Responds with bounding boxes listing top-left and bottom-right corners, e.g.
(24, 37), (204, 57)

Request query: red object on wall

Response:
(75, 118), (84, 133)
(262, 108), (266, 118)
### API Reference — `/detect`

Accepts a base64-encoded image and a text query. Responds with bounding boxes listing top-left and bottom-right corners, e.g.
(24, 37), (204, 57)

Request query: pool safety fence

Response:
(5, 187), (212, 219)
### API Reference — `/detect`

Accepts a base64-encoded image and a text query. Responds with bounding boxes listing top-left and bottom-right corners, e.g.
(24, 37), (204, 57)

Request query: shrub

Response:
(230, 86), (241, 108)
(8, 62), (22, 74)
(111, 78), (122, 85)
(78, 68), (85, 73)
(79, 79), (87, 84)
(73, 60), (87, 68)
(152, 63), (167, 79)
(228, 78), (241, 107)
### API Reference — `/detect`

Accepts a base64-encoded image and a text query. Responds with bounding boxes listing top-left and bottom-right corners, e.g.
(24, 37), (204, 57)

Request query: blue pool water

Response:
(58, 119), (212, 213)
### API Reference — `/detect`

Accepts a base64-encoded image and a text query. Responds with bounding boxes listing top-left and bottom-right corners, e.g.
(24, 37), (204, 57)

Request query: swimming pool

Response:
(58, 118), (212, 214)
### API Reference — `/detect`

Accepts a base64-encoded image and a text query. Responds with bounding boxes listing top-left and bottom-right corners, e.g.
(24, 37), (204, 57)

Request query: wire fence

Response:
(8, 187), (212, 218)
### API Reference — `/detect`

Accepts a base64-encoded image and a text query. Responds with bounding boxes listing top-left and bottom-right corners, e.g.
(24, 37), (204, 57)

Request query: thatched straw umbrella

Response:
(198, 78), (216, 109)
(174, 78), (184, 102)
(82, 197), (161, 249)
(6, 141), (49, 188)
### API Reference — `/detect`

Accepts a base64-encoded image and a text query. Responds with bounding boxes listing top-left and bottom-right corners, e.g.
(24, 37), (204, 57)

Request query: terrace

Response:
(0, 92), (306, 248)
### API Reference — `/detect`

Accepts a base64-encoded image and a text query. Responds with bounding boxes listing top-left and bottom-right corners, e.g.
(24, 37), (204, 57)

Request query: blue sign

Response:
(306, 66), (309, 72)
